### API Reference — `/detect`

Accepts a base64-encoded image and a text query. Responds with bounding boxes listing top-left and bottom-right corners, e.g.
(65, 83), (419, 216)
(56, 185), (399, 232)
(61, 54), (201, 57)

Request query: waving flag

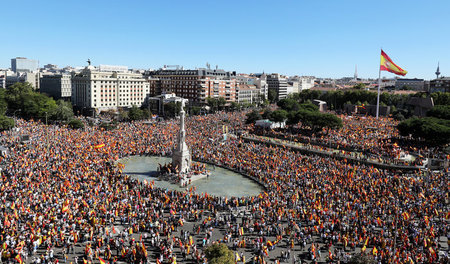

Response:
(380, 50), (407, 76)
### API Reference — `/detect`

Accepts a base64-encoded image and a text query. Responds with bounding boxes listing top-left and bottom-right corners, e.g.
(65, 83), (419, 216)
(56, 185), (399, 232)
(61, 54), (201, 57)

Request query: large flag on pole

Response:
(380, 50), (407, 76)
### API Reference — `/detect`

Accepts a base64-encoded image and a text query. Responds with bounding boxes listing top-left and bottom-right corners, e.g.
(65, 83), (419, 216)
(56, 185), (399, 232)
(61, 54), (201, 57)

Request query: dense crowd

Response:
(0, 111), (448, 264)
(251, 115), (428, 166)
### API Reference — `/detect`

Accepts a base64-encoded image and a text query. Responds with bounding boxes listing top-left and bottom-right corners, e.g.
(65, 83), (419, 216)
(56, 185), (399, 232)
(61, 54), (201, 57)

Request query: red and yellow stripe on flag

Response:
(238, 227), (244, 236)
(98, 256), (107, 264)
(380, 49), (407, 76)
(93, 143), (105, 149)
(15, 254), (24, 264)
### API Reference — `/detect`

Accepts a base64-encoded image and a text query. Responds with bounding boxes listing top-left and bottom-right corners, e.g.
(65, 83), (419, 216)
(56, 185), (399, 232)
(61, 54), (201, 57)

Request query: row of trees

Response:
(246, 98), (342, 132)
(0, 82), (76, 130)
(397, 105), (450, 146)
(292, 89), (450, 111)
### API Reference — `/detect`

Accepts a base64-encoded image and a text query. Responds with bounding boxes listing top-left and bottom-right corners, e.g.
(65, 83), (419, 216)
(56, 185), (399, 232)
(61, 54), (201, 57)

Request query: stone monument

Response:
(172, 101), (191, 174)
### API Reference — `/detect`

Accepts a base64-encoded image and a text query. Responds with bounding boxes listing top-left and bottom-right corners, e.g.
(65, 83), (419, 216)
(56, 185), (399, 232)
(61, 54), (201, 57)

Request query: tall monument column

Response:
(172, 100), (191, 173)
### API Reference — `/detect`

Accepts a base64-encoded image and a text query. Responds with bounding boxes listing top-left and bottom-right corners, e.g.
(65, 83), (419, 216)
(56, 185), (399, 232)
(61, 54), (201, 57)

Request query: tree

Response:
(431, 92), (450, 106)
(262, 109), (272, 119)
(50, 100), (74, 121)
(268, 89), (278, 103)
(286, 110), (301, 126)
(5, 82), (34, 112)
(269, 110), (288, 123)
(204, 243), (235, 264)
(129, 105), (145, 121)
(427, 105), (450, 120)
(321, 113), (343, 130)
(397, 117), (450, 145)
(206, 97), (218, 113)
(217, 97), (227, 111)
(245, 110), (262, 124)
(0, 115), (15, 131)
(353, 83), (366, 90)
(298, 102), (319, 112)
(277, 98), (300, 112)
(5, 82), (58, 121)
(191, 106), (201, 115)
(68, 119), (84, 129)
(0, 88), (8, 115)
(229, 102), (239, 112)
(164, 102), (181, 118)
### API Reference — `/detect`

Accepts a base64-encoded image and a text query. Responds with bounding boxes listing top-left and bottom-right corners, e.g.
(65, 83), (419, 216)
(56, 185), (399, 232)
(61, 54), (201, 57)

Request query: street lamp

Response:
(13, 109), (21, 120)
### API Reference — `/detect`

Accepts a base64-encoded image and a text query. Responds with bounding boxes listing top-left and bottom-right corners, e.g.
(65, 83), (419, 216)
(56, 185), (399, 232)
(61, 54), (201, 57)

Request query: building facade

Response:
(267, 73), (289, 100)
(145, 68), (238, 105)
(395, 78), (425, 91)
(40, 73), (72, 100)
(237, 84), (260, 104)
(5, 72), (40, 89)
(288, 76), (315, 92)
(11, 57), (39, 73)
(429, 77), (450, 93)
(71, 66), (150, 111)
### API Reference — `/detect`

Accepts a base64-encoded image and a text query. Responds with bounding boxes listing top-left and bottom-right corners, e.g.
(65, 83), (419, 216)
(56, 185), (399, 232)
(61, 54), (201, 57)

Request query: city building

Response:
(237, 84), (260, 104)
(429, 77), (450, 93)
(0, 69), (14, 88)
(145, 67), (238, 105)
(40, 73), (72, 100)
(288, 76), (315, 92)
(395, 78), (425, 91)
(236, 73), (268, 101)
(71, 65), (150, 112)
(5, 72), (40, 89)
(11, 57), (39, 73)
(267, 73), (289, 100)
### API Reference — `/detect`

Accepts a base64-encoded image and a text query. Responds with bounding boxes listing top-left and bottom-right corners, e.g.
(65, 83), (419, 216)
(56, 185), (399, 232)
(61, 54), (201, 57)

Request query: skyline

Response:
(1, 0), (449, 79)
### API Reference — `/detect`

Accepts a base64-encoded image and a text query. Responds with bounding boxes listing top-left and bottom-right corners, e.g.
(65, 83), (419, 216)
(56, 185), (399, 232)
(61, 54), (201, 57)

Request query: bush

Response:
(0, 115), (15, 131)
(204, 243), (235, 264)
(68, 119), (84, 129)
(427, 105), (450, 120)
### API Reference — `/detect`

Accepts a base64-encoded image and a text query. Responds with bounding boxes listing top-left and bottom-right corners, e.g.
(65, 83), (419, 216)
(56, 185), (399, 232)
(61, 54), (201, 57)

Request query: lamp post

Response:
(13, 109), (21, 120)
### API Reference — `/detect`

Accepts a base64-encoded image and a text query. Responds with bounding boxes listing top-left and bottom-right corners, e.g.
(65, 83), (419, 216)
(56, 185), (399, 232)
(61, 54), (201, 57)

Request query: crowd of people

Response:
(251, 115), (428, 166)
(0, 111), (448, 264)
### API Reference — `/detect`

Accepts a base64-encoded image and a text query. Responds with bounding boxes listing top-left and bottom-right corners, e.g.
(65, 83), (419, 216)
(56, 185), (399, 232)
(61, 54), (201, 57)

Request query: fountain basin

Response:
(120, 156), (263, 197)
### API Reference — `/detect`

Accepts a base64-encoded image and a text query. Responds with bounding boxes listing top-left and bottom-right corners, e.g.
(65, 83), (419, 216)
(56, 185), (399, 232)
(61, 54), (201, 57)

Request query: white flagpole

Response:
(376, 50), (382, 118)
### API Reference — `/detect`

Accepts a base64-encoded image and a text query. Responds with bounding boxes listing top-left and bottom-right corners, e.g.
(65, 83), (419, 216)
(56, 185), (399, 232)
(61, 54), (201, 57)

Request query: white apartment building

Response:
(237, 84), (260, 104)
(267, 73), (289, 100)
(71, 65), (150, 111)
(288, 76), (315, 92)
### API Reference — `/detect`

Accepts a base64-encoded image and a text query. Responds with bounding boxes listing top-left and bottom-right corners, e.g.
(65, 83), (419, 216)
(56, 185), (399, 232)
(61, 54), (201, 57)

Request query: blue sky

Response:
(2, 0), (449, 79)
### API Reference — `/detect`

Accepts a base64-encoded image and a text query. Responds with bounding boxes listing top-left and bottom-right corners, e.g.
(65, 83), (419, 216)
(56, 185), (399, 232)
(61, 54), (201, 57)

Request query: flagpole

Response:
(376, 49), (382, 118)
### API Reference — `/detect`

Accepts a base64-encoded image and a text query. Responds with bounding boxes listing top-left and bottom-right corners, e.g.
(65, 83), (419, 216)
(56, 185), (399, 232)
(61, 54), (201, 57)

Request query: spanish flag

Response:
(93, 143), (105, 149)
(238, 227), (244, 236)
(62, 205), (69, 213)
(372, 247), (378, 256)
(15, 254), (24, 264)
(98, 257), (107, 264)
(380, 49), (407, 76)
